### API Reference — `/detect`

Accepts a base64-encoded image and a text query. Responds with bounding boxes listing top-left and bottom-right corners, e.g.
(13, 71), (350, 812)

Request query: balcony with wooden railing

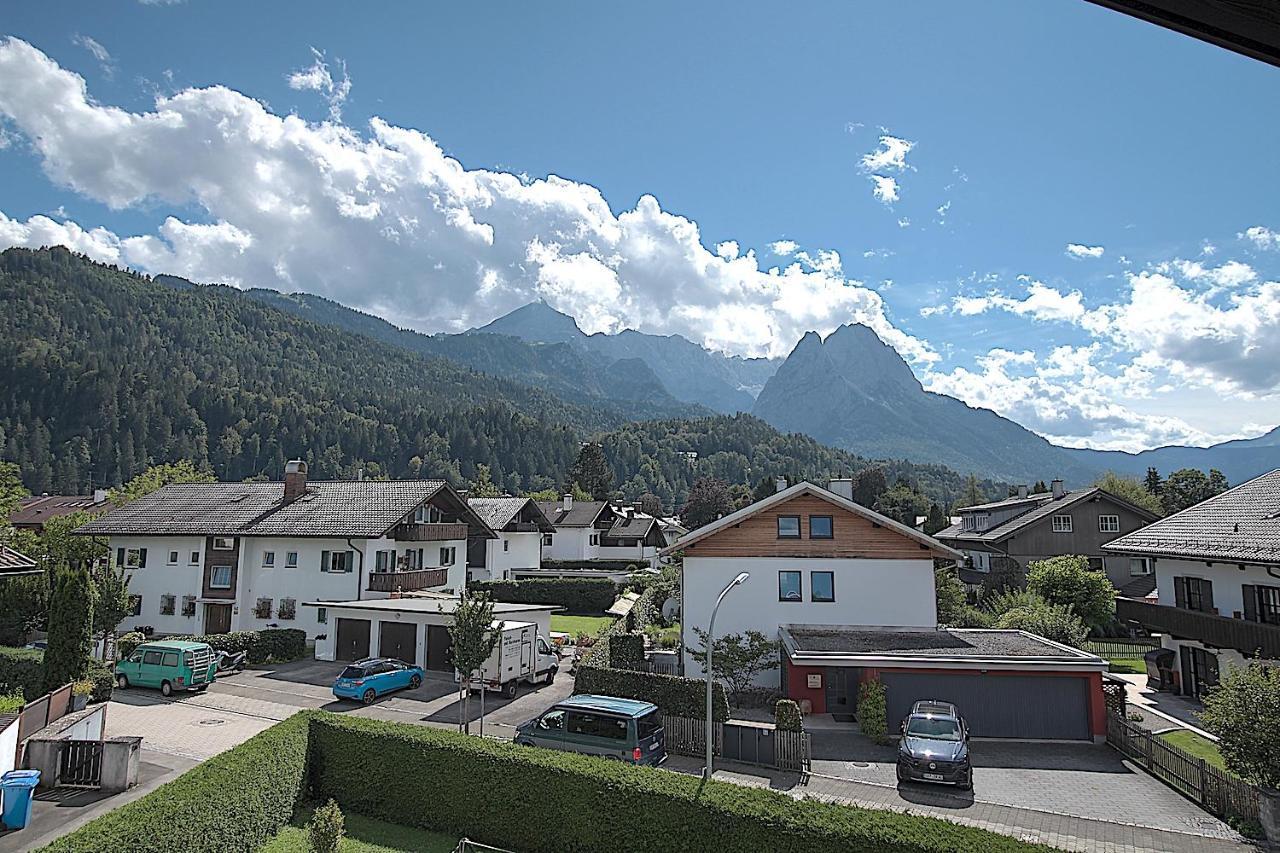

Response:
(1116, 597), (1280, 659)
(367, 568), (448, 593)
(391, 522), (468, 542)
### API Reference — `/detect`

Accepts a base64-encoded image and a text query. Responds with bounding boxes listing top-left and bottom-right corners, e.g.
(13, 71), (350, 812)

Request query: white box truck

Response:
(461, 621), (559, 699)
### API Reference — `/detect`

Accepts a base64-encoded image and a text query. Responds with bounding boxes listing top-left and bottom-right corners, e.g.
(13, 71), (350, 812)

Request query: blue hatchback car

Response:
(332, 657), (424, 704)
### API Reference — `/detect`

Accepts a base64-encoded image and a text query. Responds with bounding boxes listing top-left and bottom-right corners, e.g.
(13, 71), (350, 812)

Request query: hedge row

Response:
(469, 578), (619, 614)
(575, 664), (729, 721)
(185, 628), (307, 664)
(0, 646), (46, 700)
(38, 712), (311, 853)
(307, 713), (1050, 853)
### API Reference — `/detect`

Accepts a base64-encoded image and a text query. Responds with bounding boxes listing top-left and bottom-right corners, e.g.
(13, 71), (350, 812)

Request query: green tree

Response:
(688, 628), (779, 708)
(44, 562), (94, 691)
(569, 443), (614, 501)
(445, 592), (500, 734)
(991, 594), (1088, 647)
(1161, 468), (1229, 514)
(110, 460), (215, 506)
(853, 467), (887, 508)
(875, 482), (928, 527)
(0, 461), (28, 519)
(1025, 555), (1116, 629)
(91, 562), (131, 658)
(308, 799), (346, 853)
(1199, 662), (1280, 789)
(680, 476), (734, 529)
(935, 567), (968, 625)
(1143, 467), (1162, 496)
(637, 492), (663, 517)
(1032, 480), (1048, 494)
(957, 474), (983, 508)
(923, 502), (947, 535)
(751, 475), (780, 504)
(468, 464), (502, 497)
(1094, 471), (1163, 517)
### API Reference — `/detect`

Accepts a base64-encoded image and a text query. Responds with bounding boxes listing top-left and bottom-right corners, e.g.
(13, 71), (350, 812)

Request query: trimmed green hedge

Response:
(576, 664), (729, 721)
(0, 646), (46, 701)
(307, 713), (1049, 853)
(607, 633), (645, 671)
(183, 628), (307, 664)
(38, 712), (311, 853)
(469, 578), (618, 614)
(85, 659), (114, 704)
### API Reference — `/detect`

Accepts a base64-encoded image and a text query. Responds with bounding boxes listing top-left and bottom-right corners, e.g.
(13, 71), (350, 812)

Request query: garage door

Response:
(882, 671), (1090, 740)
(379, 621), (417, 665)
(335, 618), (371, 662)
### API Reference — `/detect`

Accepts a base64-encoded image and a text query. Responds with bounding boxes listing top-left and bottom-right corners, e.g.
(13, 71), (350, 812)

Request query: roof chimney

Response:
(775, 477), (788, 494)
(1051, 478), (1065, 499)
(828, 478), (854, 501)
(92, 488), (107, 504)
(1017, 484), (1029, 499)
(284, 459), (308, 502)
(562, 493), (573, 512)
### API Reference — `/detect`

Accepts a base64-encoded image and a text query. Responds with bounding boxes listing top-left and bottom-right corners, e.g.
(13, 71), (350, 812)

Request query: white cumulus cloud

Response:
(869, 175), (899, 204)
(1065, 243), (1104, 259)
(287, 48), (350, 123)
(1241, 225), (1280, 251)
(0, 37), (934, 364)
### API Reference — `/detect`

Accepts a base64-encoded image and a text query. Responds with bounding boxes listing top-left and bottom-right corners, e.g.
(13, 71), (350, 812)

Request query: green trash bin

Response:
(1, 769), (41, 830)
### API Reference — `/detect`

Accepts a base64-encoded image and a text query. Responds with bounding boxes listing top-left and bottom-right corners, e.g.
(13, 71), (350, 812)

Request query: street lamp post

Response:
(704, 571), (749, 782)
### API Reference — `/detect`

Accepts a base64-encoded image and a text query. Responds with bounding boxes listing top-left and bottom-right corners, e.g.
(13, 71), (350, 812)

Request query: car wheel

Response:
(959, 771), (973, 791)
(409, 674), (422, 689)
(896, 765), (907, 784)
(515, 739), (534, 748)
(503, 680), (518, 700)
(362, 688), (377, 705)
(160, 680), (173, 697)
(116, 674), (129, 689)
(196, 684), (209, 692)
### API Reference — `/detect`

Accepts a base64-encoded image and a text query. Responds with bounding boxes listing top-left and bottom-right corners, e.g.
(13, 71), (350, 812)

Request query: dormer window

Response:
(413, 504), (443, 524)
(962, 512), (990, 532)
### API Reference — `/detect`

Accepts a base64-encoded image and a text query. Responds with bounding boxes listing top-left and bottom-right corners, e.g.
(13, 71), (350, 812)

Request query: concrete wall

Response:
(0, 716), (17, 777)
(681, 556), (937, 682)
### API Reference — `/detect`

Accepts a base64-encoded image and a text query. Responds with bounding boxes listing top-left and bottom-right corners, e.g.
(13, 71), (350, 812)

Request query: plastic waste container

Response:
(1, 769), (41, 830)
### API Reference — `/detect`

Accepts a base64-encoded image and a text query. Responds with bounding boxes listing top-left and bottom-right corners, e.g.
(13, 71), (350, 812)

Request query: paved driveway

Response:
(808, 728), (1239, 839)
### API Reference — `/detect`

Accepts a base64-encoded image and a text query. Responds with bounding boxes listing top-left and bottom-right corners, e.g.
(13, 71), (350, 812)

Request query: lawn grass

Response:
(1106, 658), (1146, 674)
(1158, 729), (1231, 773)
(551, 614), (614, 636)
(259, 807), (457, 853)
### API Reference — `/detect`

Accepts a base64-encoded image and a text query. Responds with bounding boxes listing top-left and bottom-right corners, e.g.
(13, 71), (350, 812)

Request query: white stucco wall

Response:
(110, 535), (207, 635)
(483, 531), (542, 580)
(1154, 557), (1280, 618)
(543, 527), (594, 561)
(680, 556), (938, 681)
(235, 536), (367, 635)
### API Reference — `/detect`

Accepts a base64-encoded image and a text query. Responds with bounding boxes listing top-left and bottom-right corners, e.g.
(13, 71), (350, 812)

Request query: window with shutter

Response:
(321, 550), (331, 572)
(1257, 585), (1280, 626)
(138, 548), (147, 567)
(1173, 576), (1187, 609)
(1243, 584), (1258, 622)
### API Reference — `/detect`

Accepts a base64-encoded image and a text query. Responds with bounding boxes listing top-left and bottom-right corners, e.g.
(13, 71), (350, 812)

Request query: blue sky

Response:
(1, 1), (1278, 452)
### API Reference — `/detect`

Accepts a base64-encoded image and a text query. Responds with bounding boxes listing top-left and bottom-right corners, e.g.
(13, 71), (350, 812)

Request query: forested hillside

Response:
(0, 247), (1000, 509)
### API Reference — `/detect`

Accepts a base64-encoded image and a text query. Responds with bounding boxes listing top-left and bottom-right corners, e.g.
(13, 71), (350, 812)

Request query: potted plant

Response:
(1200, 662), (1280, 842)
(71, 680), (93, 711)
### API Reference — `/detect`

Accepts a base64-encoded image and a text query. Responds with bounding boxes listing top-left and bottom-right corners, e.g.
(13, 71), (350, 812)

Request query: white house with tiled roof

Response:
(465, 496), (554, 582)
(75, 461), (495, 639)
(535, 495), (666, 566)
(1106, 468), (1280, 700)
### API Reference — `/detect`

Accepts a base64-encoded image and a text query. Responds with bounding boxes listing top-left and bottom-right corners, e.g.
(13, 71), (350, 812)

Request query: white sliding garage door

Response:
(881, 671), (1090, 740)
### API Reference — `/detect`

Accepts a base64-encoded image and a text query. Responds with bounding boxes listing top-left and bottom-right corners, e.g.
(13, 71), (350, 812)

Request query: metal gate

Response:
(59, 740), (103, 787)
(335, 618), (371, 661)
(882, 671), (1091, 740)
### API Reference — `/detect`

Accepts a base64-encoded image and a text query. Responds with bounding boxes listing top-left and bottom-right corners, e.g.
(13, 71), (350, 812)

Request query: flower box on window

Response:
(181, 595), (197, 617)
(160, 594), (176, 616)
(278, 598), (296, 620)
(254, 597), (273, 619)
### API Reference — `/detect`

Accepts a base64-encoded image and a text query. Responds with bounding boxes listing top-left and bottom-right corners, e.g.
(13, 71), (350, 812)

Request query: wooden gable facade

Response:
(682, 492), (942, 560)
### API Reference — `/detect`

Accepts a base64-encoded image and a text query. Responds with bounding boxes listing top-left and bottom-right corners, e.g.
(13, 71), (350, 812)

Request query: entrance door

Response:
(426, 624), (453, 672)
(203, 603), (232, 635)
(335, 618), (372, 662)
(379, 622), (418, 665)
(824, 667), (861, 718)
(1180, 646), (1220, 700)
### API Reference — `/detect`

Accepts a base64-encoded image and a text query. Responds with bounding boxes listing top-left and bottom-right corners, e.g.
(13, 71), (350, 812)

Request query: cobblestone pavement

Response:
(663, 755), (1261, 853)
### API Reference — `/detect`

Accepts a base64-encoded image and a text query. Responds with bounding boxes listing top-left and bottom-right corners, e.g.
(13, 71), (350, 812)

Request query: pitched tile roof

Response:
(11, 494), (110, 527)
(1103, 468), (1280, 565)
(536, 500), (608, 528)
(0, 546), (38, 575)
(936, 487), (1158, 545)
(76, 480), (450, 539)
(605, 513), (658, 539)
(467, 497), (552, 532)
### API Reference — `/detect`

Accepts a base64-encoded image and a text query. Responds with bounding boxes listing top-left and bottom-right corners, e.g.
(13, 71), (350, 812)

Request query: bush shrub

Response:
(606, 633), (645, 671)
(117, 631), (146, 659)
(307, 712), (1049, 853)
(38, 712), (311, 853)
(775, 699), (803, 732)
(575, 665), (729, 721)
(86, 659), (114, 703)
(182, 628), (307, 664)
(469, 578), (618, 614)
(0, 692), (23, 713)
(0, 646), (46, 700)
(308, 799), (345, 853)
(857, 680), (889, 745)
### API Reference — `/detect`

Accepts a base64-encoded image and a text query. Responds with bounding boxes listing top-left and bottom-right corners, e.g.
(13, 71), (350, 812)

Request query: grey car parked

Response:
(896, 700), (973, 789)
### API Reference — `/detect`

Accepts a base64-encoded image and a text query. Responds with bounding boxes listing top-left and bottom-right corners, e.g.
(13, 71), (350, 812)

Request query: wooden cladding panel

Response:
(684, 495), (933, 559)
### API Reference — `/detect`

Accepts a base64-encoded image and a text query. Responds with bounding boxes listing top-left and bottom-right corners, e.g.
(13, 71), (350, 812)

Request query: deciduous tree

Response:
(445, 592), (499, 734)
(689, 628), (778, 707)
(1026, 555), (1115, 629)
(1094, 471), (1163, 517)
(680, 476), (733, 529)
(1199, 662), (1280, 790)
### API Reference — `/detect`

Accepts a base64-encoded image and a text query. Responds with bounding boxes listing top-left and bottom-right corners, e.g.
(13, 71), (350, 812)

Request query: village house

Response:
(666, 480), (1110, 741)
(1105, 468), (1280, 700)
(10, 490), (110, 531)
(935, 479), (1159, 594)
(536, 495), (666, 566)
(74, 461), (495, 639)
(465, 496), (554, 582)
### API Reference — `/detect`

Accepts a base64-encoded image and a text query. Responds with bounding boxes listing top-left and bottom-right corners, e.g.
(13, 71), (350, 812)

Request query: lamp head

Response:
(733, 571), (749, 585)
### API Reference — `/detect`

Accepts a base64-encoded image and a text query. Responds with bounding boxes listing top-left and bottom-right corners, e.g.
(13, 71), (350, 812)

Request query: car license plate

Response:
(923, 773), (944, 781)
(649, 742), (659, 750)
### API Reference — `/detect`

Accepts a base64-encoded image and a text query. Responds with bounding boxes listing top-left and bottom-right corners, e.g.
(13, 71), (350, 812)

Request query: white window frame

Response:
(542, 534), (553, 546)
(209, 565), (233, 589)
(285, 551), (298, 568)
(1098, 515), (1120, 534)
(1129, 557), (1152, 576)
(212, 537), (235, 551)
(189, 550), (200, 564)
(503, 540), (510, 552)
(262, 550), (275, 567)
(1052, 515), (1073, 533)
(589, 533), (600, 546)
(167, 550), (178, 565)
(440, 546), (456, 566)
(123, 548), (145, 569)
(968, 551), (991, 573)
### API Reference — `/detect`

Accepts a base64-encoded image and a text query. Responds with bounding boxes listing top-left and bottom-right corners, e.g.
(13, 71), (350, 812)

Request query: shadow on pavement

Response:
(895, 781), (976, 810)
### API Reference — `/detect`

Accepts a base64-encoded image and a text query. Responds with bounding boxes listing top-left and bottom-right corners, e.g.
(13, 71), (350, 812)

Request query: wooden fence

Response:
(17, 683), (73, 744)
(661, 715), (810, 773)
(1084, 638), (1160, 660)
(1106, 714), (1258, 824)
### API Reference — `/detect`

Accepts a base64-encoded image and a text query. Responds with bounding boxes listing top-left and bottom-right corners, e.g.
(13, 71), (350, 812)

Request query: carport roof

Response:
(780, 626), (1105, 671)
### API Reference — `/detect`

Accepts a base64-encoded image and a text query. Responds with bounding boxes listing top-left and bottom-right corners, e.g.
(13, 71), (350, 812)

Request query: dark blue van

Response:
(516, 694), (666, 765)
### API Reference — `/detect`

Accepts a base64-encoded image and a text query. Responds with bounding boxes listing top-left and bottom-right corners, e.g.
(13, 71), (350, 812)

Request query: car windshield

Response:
(906, 716), (962, 741)
(339, 666), (367, 679)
